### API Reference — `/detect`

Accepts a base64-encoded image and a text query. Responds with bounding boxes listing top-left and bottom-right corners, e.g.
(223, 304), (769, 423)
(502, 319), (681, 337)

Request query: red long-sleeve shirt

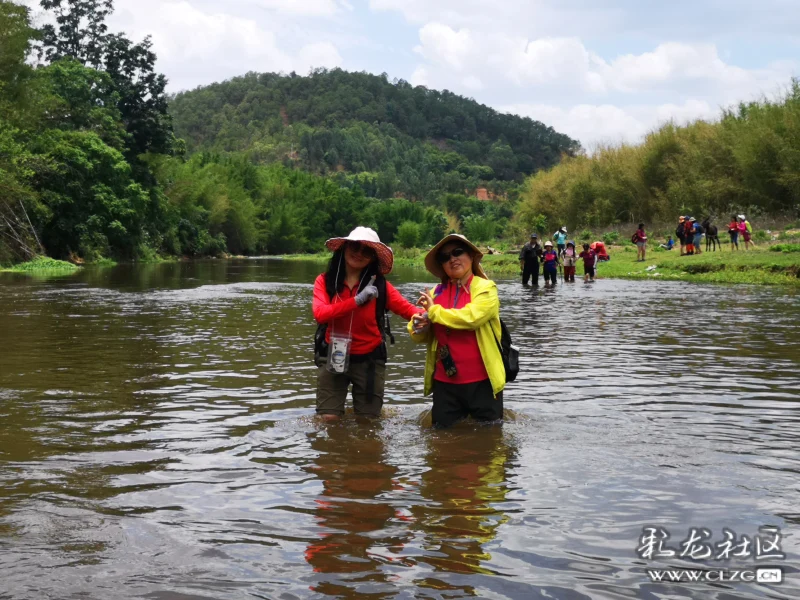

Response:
(313, 274), (421, 355)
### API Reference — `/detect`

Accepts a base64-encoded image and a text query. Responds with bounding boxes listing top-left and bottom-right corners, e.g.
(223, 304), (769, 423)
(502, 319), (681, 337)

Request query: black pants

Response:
(522, 262), (539, 286)
(432, 379), (503, 428)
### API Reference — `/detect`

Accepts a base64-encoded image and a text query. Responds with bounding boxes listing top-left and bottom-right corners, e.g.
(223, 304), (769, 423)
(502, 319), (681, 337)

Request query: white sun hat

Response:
(325, 226), (394, 274)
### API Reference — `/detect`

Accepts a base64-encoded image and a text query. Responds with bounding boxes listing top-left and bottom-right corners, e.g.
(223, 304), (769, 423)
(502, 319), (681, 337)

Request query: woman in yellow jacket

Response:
(408, 234), (505, 427)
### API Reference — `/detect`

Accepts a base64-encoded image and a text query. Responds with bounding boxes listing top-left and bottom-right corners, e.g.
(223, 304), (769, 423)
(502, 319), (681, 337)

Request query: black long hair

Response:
(324, 248), (382, 300)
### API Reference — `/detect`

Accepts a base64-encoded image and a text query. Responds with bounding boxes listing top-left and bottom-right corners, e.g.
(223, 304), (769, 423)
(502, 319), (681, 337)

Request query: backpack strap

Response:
(374, 275), (394, 345)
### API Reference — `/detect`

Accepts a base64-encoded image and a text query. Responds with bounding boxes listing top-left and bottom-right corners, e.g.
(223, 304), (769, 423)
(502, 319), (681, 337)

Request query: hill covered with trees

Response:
(169, 69), (581, 202)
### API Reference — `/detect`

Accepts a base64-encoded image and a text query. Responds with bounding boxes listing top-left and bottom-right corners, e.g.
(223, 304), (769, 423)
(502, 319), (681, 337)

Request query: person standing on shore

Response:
(728, 215), (740, 251)
(553, 227), (568, 256)
(691, 218), (703, 255)
(684, 217), (696, 255)
(632, 223), (647, 262)
(518, 234), (543, 286)
(739, 215), (755, 250)
(676, 216), (687, 255)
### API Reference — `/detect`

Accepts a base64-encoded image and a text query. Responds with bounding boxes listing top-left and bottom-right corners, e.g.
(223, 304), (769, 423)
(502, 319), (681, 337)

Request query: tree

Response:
(0, 1), (43, 261)
(462, 215), (495, 242)
(39, 0), (177, 158)
(32, 129), (151, 259)
(39, 0), (113, 67)
(0, 1), (38, 112)
(395, 220), (420, 248)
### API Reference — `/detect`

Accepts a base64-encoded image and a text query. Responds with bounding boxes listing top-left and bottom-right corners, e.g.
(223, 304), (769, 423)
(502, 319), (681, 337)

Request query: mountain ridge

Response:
(169, 68), (580, 202)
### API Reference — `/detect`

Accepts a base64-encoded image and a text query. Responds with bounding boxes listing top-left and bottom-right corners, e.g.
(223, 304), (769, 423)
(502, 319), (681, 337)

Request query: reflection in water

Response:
(304, 422), (408, 597)
(412, 426), (512, 596)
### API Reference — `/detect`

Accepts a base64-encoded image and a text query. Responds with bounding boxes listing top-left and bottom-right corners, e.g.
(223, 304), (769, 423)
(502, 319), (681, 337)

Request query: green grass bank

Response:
(282, 243), (800, 287)
(0, 257), (80, 273)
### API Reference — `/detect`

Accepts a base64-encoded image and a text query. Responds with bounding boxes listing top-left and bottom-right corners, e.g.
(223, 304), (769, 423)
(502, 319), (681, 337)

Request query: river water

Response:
(0, 259), (798, 600)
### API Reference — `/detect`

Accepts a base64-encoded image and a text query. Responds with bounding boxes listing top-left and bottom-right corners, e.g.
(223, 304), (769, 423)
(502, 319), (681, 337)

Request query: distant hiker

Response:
(739, 215), (755, 250)
(312, 227), (422, 421)
(632, 223), (647, 262)
(676, 216), (687, 255)
(728, 215), (740, 251)
(684, 217), (695, 255)
(553, 227), (568, 256)
(691, 217), (703, 255)
(563, 241), (577, 282)
(659, 237), (674, 251)
(518, 233), (543, 286)
(542, 241), (560, 287)
(579, 243), (597, 283)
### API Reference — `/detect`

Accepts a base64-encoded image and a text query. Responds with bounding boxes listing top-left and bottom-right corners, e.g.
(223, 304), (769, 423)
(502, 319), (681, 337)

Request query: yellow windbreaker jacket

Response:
(407, 276), (506, 397)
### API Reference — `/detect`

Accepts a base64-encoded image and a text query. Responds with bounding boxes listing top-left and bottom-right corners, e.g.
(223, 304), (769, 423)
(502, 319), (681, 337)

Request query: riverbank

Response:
(0, 257), (80, 273)
(281, 245), (800, 286)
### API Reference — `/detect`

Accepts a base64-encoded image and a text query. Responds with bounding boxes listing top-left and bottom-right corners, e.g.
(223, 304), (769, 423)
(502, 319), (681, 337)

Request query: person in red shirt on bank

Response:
(313, 227), (421, 421)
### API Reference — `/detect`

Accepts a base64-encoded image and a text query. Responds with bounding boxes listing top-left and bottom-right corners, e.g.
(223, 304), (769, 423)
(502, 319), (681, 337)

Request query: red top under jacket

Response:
(432, 276), (489, 384)
(313, 274), (421, 355)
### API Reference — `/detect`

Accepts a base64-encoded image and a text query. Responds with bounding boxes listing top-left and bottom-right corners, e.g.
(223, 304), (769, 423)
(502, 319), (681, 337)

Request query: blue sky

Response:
(29, 0), (798, 150)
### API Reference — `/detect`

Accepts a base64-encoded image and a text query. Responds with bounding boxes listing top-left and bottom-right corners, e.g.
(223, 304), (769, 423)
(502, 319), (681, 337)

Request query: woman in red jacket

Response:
(313, 227), (421, 420)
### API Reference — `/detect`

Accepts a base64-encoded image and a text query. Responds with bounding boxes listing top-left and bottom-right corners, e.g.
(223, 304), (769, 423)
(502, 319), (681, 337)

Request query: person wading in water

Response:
(409, 234), (506, 428)
(518, 233), (543, 287)
(313, 227), (421, 421)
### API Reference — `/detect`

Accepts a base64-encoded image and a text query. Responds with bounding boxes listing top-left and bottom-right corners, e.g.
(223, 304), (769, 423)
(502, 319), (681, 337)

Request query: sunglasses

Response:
(348, 241), (375, 257)
(436, 247), (468, 264)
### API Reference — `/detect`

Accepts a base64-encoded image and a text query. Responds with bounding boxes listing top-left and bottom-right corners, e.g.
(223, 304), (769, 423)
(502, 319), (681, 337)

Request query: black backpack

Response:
(493, 319), (519, 383)
(314, 276), (393, 366)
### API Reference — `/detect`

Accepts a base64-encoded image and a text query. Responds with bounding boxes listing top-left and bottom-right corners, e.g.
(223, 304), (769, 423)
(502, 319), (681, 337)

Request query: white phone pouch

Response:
(326, 333), (352, 374)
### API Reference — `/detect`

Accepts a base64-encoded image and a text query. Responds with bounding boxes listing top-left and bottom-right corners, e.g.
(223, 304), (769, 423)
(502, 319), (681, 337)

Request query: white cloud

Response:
(369, 0), (800, 40)
(414, 23), (472, 71)
(412, 24), (797, 98)
(296, 42), (343, 70)
(108, 0), (342, 90)
(242, 0), (345, 17)
(369, 0), (622, 38)
(506, 37), (605, 91)
(462, 75), (483, 91)
(601, 43), (754, 92)
(410, 65), (430, 87)
(502, 100), (720, 150)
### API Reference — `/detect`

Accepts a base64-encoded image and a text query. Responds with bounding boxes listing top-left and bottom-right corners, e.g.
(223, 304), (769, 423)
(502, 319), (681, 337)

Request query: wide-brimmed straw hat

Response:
(325, 226), (394, 274)
(424, 234), (487, 280)
(544, 241), (554, 247)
